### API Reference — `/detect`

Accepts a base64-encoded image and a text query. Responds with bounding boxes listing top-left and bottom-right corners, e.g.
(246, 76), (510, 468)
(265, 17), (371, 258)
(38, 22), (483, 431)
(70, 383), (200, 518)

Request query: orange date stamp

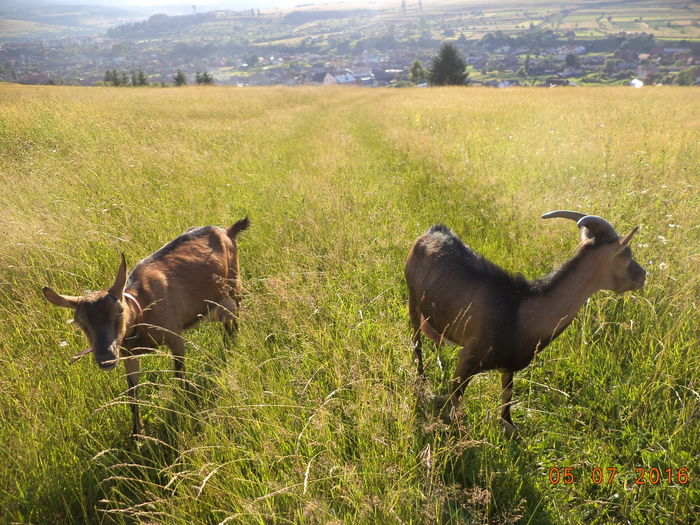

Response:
(548, 467), (690, 485)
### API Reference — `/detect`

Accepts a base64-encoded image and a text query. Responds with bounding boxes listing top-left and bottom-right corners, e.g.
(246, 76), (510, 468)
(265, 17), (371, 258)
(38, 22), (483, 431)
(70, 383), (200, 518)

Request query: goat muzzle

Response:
(93, 343), (120, 371)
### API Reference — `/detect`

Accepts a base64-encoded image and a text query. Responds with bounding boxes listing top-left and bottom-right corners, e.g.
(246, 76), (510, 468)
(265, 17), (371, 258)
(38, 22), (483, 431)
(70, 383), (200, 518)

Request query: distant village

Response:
(1, 11), (699, 88)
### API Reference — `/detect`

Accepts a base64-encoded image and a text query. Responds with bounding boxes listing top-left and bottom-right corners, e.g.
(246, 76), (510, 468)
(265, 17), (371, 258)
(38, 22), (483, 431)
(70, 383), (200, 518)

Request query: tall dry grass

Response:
(0, 84), (697, 523)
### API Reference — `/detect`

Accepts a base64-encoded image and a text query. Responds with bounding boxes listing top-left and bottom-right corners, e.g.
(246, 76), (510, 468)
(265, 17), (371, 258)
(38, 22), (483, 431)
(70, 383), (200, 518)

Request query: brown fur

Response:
(43, 217), (250, 435)
(405, 216), (645, 438)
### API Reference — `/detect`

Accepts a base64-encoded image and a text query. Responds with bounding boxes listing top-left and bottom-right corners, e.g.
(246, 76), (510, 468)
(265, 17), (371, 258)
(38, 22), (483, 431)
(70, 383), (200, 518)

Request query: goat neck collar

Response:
(124, 292), (143, 322)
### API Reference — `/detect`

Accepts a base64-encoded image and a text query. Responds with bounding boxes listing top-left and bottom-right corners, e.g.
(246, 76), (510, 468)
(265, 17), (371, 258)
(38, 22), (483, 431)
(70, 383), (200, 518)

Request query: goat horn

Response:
(541, 210), (587, 221)
(576, 215), (619, 241)
(542, 211), (619, 242)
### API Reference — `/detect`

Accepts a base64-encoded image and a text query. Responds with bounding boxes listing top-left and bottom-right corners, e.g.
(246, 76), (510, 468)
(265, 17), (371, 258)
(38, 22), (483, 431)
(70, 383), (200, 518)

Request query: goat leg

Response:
(408, 293), (424, 376)
(450, 340), (482, 399)
(220, 295), (240, 342)
(167, 335), (200, 412)
(499, 370), (519, 440)
(124, 356), (143, 436)
(433, 340), (482, 421)
(167, 336), (186, 382)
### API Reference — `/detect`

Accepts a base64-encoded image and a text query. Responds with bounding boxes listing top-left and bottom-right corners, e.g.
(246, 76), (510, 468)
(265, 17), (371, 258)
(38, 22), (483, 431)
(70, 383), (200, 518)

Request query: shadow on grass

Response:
(75, 336), (234, 523)
(414, 391), (557, 524)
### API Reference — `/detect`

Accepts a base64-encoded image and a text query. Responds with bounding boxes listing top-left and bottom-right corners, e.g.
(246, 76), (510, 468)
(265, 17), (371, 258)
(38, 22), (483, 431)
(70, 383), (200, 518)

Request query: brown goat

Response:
(43, 217), (250, 435)
(405, 211), (646, 437)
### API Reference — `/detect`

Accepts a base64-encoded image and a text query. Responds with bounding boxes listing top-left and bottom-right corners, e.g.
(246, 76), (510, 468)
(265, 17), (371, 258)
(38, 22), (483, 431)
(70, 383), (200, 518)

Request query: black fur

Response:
(227, 217), (250, 238)
(425, 225), (530, 298)
(126, 227), (214, 288)
(425, 224), (586, 300)
(144, 226), (213, 264)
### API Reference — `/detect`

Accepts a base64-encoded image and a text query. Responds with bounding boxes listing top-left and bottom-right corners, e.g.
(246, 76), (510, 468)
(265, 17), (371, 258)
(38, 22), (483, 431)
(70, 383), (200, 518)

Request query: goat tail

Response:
(227, 217), (250, 239)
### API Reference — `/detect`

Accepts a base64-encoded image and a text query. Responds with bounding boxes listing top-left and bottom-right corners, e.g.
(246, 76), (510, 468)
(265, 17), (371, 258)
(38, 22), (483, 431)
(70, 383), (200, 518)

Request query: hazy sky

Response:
(124, 1), (308, 6)
(4, 0), (362, 10)
(4, 0), (395, 19)
(31, 0), (363, 8)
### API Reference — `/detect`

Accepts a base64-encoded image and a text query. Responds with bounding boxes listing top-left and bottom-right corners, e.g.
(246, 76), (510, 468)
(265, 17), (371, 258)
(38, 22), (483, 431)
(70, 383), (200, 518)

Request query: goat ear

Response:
(579, 227), (594, 241)
(108, 253), (127, 300)
(616, 226), (639, 253)
(43, 287), (80, 309)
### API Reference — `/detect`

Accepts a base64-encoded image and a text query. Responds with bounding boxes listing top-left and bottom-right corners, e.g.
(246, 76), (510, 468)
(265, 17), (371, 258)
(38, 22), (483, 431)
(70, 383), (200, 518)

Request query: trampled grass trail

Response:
(0, 84), (697, 523)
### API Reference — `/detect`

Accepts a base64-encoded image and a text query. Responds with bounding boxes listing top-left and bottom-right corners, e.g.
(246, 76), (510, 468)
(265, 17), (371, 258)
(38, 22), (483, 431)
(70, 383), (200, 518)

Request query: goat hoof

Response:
(431, 394), (450, 413)
(130, 422), (145, 440)
(431, 395), (459, 423)
(499, 419), (519, 440)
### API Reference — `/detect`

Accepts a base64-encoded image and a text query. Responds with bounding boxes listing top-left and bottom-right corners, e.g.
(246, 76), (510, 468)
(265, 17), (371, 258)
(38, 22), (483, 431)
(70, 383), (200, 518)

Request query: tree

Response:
(129, 69), (148, 86)
(604, 58), (621, 73)
(104, 69), (118, 86)
(564, 53), (579, 69)
(429, 43), (468, 86)
(674, 66), (699, 86)
(195, 71), (214, 85)
(409, 59), (428, 84)
(136, 69), (149, 86)
(173, 69), (187, 86)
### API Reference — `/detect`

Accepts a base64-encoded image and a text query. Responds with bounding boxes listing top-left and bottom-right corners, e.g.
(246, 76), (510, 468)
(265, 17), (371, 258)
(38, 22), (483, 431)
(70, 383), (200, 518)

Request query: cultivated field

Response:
(3, 0), (699, 43)
(0, 84), (698, 523)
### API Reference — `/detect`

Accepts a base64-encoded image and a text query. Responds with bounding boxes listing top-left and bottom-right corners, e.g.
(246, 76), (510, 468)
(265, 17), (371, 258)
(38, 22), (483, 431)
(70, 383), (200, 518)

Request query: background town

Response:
(1, 0), (699, 87)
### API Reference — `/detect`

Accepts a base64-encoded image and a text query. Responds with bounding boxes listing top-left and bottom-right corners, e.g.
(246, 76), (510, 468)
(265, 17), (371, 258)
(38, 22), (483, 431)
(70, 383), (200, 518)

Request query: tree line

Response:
(103, 69), (215, 87)
(405, 40), (700, 87)
(104, 69), (149, 86)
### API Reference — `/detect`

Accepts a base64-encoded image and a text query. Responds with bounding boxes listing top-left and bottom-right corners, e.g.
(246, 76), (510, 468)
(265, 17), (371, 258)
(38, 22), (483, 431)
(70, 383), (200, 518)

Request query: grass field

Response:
(0, 84), (698, 524)
(0, 18), (64, 37)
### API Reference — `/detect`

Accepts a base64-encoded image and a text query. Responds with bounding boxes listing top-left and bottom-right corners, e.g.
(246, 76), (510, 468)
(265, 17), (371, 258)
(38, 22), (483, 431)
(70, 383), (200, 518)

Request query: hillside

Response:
(0, 84), (698, 523)
(1, 0), (699, 86)
(0, 4), (141, 38)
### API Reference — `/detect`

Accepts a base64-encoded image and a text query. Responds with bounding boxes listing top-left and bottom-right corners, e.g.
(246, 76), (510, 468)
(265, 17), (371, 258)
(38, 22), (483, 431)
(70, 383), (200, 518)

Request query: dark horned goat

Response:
(404, 211), (645, 437)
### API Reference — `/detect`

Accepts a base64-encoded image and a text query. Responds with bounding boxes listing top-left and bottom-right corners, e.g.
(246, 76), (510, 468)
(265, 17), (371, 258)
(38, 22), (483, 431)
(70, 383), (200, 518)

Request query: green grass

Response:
(0, 84), (698, 524)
